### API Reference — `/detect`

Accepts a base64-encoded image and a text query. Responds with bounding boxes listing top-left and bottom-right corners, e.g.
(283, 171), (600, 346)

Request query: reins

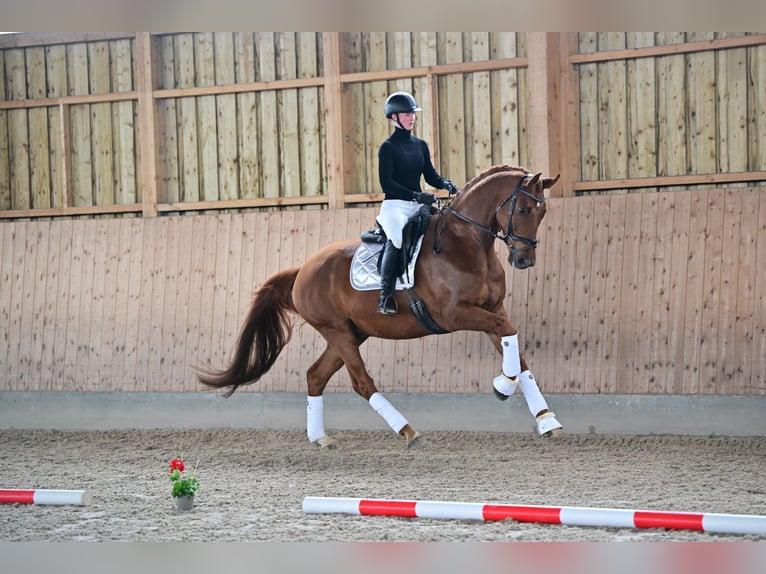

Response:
(441, 173), (545, 254)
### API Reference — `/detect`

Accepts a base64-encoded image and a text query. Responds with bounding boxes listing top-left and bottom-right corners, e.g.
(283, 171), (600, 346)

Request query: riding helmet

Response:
(385, 91), (422, 118)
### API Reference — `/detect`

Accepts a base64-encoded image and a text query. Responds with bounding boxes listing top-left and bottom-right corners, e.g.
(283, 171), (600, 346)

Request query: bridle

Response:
(443, 173), (546, 256)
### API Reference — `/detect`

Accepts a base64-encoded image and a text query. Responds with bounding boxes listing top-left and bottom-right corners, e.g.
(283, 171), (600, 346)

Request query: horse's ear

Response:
(543, 174), (561, 189)
(527, 173), (542, 185)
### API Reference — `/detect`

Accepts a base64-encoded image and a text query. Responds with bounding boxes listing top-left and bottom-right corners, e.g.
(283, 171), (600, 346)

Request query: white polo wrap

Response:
(369, 392), (408, 433)
(501, 334), (521, 377)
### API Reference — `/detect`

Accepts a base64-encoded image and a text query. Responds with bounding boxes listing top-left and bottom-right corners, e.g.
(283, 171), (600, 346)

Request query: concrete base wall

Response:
(1, 392), (764, 436)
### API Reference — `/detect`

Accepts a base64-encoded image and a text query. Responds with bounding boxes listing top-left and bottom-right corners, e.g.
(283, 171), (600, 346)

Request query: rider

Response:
(376, 91), (458, 316)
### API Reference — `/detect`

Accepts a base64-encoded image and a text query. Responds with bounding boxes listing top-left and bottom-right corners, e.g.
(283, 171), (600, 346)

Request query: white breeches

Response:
(376, 199), (421, 249)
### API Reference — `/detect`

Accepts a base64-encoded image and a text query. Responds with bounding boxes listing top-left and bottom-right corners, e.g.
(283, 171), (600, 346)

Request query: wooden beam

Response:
(568, 33), (766, 65)
(558, 33), (581, 199)
(58, 103), (72, 208)
(572, 171), (766, 192)
(135, 33), (159, 217)
(527, 33), (562, 184)
(323, 32), (346, 209)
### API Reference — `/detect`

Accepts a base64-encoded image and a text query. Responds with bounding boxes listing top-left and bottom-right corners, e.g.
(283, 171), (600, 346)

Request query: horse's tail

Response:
(197, 267), (300, 397)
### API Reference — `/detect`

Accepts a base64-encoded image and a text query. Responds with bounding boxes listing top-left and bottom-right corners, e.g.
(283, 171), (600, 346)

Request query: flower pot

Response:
(175, 495), (195, 511)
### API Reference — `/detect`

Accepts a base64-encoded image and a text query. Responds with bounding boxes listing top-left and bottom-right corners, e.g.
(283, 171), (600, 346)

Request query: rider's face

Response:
(394, 112), (416, 131)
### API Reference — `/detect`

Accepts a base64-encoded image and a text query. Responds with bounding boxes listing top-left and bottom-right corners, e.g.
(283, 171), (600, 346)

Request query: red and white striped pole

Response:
(302, 496), (766, 536)
(0, 489), (92, 506)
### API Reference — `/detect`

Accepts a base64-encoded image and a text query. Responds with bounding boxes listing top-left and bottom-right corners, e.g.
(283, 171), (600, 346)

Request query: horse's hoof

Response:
(493, 388), (510, 401)
(536, 411), (563, 437)
(314, 435), (338, 449)
(405, 431), (424, 449)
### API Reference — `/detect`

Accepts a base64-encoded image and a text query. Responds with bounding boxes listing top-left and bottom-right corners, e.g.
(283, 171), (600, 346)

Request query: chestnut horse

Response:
(198, 165), (563, 447)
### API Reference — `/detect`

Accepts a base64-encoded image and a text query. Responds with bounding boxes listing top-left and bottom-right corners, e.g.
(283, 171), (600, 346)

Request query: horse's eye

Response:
(518, 207), (528, 215)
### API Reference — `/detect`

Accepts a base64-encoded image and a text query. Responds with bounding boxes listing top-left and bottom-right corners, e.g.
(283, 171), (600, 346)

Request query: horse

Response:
(197, 165), (563, 448)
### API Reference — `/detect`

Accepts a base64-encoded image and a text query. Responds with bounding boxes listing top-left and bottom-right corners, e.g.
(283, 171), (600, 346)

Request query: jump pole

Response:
(0, 489), (92, 506)
(302, 496), (766, 536)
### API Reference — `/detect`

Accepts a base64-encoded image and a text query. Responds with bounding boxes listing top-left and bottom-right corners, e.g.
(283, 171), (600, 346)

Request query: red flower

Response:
(169, 458), (185, 473)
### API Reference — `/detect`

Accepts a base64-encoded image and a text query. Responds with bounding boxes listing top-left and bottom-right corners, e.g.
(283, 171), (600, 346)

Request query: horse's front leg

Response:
(485, 333), (564, 438)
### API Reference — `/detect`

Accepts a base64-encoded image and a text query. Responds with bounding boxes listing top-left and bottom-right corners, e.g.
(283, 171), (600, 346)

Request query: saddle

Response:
(351, 205), (449, 335)
(364, 205), (433, 279)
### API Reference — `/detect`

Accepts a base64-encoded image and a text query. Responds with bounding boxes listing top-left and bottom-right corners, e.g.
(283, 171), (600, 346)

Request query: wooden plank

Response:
(680, 191), (708, 393)
(698, 190), (725, 394)
(26, 47), (52, 209)
(0, 54), (9, 209)
(155, 216), (179, 389)
(535, 190), (563, 387)
(67, 43), (94, 206)
(631, 193), (658, 394)
(366, 33), (389, 205)
(38, 220), (60, 391)
(3, 223), (25, 388)
(6, 49), (31, 209)
(21, 222), (46, 390)
(750, 190), (766, 394)
(298, 32), (322, 200)
(578, 33), (599, 182)
(626, 33), (657, 180)
(170, 216), (195, 391)
(235, 33), (261, 200)
(715, 189), (743, 393)
(88, 42), (116, 207)
(582, 196), (610, 391)
(109, 218), (133, 391)
(599, 194), (626, 393)
(686, 33), (717, 176)
(85, 220), (109, 390)
(45, 45), (67, 208)
(220, 214), (245, 387)
(284, 211), (307, 391)
(552, 190), (580, 390)
(277, 33), (301, 202)
(667, 192), (692, 394)
(656, 33), (687, 181)
(567, 195), (595, 392)
(261, 210), (285, 391)
(120, 218), (143, 391)
(175, 34), (200, 202)
(149, 218), (170, 390)
(112, 38), (138, 205)
(613, 194), (641, 393)
(728, 189), (758, 393)
(470, 33), (492, 177)
(649, 192), (675, 393)
(50, 219), (72, 390)
(157, 35), (179, 203)
(195, 33), (220, 201)
(257, 33), (280, 201)
(442, 32), (467, 185)
(717, 33), (748, 175)
(67, 220), (91, 390)
(183, 215), (209, 389)
(214, 33), (239, 202)
(493, 32), (519, 167)
(598, 33), (628, 180)
(750, 43), (766, 171)
(133, 218), (157, 391)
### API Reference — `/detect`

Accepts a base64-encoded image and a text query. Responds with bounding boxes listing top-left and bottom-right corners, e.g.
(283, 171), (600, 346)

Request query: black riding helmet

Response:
(385, 91), (422, 118)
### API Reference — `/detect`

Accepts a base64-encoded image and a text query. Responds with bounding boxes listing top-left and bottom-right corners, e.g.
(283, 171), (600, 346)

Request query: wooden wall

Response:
(1, 190), (764, 395)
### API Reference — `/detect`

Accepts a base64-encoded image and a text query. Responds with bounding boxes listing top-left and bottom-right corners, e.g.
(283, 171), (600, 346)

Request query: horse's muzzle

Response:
(510, 254), (535, 269)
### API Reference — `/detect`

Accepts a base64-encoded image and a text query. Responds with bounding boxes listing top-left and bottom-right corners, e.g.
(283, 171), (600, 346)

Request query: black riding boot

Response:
(377, 240), (402, 316)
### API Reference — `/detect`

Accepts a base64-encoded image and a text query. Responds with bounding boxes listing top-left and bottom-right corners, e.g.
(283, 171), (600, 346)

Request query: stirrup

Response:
(536, 411), (563, 436)
(377, 295), (398, 316)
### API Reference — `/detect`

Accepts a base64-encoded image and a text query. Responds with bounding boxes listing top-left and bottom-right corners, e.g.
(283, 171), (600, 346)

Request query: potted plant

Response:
(168, 458), (200, 511)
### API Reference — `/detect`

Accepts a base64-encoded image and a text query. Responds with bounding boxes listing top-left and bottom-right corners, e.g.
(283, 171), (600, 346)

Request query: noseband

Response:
(444, 174), (546, 255)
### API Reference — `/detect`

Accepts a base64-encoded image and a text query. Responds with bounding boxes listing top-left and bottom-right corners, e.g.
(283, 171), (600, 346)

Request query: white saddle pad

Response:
(349, 236), (425, 291)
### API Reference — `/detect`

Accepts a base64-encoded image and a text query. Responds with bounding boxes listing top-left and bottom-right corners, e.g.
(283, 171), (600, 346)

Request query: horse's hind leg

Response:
(305, 346), (345, 448)
(486, 333), (563, 437)
(323, 329), (421, 448)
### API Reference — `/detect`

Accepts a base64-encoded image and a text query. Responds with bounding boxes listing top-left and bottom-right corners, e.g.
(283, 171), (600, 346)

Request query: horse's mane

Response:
(462, 164), (528, 193)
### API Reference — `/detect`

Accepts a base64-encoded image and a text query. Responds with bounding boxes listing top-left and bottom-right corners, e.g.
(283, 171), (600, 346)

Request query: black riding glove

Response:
(413, 192), (436, 206)
(440, 178), (458, 194)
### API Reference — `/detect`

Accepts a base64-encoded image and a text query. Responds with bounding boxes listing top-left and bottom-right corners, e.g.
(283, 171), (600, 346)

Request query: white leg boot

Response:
(518, 370), (563, 436)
